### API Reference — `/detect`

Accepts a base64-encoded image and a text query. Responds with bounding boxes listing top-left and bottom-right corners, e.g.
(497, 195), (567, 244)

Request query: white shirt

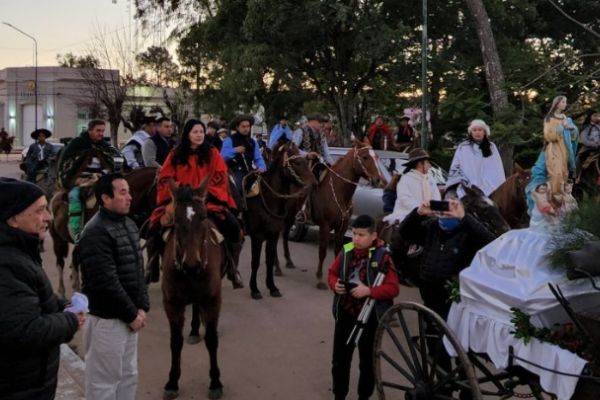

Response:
(384, 170), (441, 224)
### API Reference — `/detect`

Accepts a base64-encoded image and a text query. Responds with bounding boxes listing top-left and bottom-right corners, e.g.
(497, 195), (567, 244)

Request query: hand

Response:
(257, 168), (264, 174)
(417, 201), (434, 216)
(74, 178), (83, 186)
(442, 199), (466, 220)
(138, 309), (147, 324)
(334, 279), (346, 295)
(129, 312), (147, 333)
(350, 281), (371, 299)
(72, 312), (86, 331)
(235, 146), (245, 153)
(307, 152), (318, 160)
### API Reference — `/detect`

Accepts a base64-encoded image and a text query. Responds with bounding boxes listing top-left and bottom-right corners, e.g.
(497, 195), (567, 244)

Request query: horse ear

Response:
(514, 163), (524, 174)
(195, 176), (210, 201)
(168, 178), (178, 199)
(470, 185), (485, 196)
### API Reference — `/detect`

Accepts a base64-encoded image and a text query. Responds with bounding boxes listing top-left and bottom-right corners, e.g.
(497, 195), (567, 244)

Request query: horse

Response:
(575, 149), (600, 203)
(490, 163), (532, 228)
(161, 178), (224, 400)
(49, 167), (158, 297)
(244, 142), (317, 299)
(0, 136), (15, 160)
(280, 138), (385, 289)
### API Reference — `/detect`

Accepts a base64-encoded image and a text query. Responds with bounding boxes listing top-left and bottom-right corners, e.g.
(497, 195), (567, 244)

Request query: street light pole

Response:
(421, 0), (428, 150)
(3, 22), (38, 130)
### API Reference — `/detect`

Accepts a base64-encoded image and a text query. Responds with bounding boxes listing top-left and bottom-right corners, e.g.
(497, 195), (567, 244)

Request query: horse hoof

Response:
(270, 290), (282, 298)
(187, 335), (202, 345)
(316, 282), (328, 290)
(285, 262), (296, 269)
(251, 292), (263, 300)
(208, 387), (223, 400)
(274, 269), (283, 277)
(163, 389), (179, 400)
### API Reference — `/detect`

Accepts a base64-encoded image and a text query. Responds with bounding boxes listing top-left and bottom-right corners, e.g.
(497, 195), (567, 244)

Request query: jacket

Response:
(221, 133), (267, 172)
(399, 209), (495, 284)
(328, 240), (399, 321)
(384, 170), (441, 224)
(0, 223), (78, 400)
(142, 133), (175, 167)
(367, 123), (393, 150)
(79, 207), (150, 323)
(24, 142), (56, 166)
(122, 130), (151, 169)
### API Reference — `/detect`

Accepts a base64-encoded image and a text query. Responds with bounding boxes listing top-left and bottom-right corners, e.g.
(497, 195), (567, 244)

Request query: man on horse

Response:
(122, 116), (155, 170)
(221, 114), (267, 198)
(23, 128), (57, 183)
(57, 119), (123, 240)
(393, 116), (417, 151)
(365, 116), (393, 150)
(0, 127), (7, 140)
(142, 117), (176, 168)
(575, 109), (600, 182)
(268, 115), (293, 149)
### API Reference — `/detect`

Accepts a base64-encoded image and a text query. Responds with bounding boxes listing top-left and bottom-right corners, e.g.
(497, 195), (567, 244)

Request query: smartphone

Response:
(430, 200), (450, 212)
(339, 280), (358, 292)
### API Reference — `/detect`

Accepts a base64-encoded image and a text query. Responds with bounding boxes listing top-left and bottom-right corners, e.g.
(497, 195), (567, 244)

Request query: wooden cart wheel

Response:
(374, 302), (482, 400)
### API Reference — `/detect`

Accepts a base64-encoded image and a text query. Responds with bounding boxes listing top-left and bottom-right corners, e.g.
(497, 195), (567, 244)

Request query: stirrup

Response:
(295, 211), (307, 224)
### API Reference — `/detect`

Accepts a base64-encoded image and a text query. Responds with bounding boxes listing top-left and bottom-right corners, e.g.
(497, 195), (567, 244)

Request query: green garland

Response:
(445, 277), (461, 304)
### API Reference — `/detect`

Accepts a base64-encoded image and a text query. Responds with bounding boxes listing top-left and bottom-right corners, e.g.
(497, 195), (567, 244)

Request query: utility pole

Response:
(421, 0), (428, 149)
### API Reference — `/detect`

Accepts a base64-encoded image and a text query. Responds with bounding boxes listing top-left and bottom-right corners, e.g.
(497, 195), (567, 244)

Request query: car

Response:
(288, 147), (447, 241)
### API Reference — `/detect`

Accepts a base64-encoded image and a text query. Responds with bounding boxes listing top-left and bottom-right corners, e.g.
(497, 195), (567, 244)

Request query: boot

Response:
(226, 241), (244, 289)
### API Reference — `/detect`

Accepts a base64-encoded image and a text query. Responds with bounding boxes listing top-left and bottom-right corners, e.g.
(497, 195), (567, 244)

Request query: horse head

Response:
(168, 177), (210, 272)
(514, 163), (532, 199)
(461, 184), (511, 237)
(353, 138), (385, 188)
(272, 142), (318, 191)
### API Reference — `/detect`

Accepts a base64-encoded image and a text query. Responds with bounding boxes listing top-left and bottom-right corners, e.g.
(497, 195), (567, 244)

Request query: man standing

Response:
(23, 128), (57, 182)
(0, 178), (84, 400)
(123, 116), (156, 170)
(268, 115), (293, 149)
(221, 114), (267, 193)
(366, 116), (393, 150)
(142, 117), (175, 168)
(58, 119), (122, 240)
(78, 173), (149, 400)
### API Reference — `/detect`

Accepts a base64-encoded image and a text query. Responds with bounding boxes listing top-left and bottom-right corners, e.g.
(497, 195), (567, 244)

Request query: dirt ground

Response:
(0, 158), (422, 400)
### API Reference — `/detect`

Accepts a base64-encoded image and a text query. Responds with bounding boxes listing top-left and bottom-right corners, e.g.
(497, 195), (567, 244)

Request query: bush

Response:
(429, 148), (454, 172)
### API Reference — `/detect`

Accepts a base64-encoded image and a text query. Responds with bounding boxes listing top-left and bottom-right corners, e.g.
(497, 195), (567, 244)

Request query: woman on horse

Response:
(148, 119), (244, 288)
(445, 119), (506, 198)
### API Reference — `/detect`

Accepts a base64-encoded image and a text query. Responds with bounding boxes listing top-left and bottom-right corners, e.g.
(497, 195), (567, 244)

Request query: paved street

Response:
(0, 158), (422, 400)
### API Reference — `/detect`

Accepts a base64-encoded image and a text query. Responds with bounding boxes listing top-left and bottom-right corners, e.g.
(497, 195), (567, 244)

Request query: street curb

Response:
(57, 344), (86, 400)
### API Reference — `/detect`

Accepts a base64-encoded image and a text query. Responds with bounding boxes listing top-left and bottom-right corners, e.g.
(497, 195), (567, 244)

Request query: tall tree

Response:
(136, 45), (180, 86)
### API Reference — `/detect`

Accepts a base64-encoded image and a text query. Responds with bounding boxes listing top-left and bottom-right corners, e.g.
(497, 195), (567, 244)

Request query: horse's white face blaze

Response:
(483, 197), (495, 207)
(368, 149), (385, 182)
(186, 206), (195, 222)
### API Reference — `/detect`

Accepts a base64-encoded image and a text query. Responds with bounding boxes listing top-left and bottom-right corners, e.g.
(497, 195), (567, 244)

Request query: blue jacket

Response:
(268, 124), (293, 149)
(221, 133), (267, 171)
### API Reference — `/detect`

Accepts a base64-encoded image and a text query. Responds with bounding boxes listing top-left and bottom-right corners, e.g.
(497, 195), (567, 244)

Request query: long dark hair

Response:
(172, 119), (212, 167)
(582, 109), (598, 131)
(468, 133), (492, 158)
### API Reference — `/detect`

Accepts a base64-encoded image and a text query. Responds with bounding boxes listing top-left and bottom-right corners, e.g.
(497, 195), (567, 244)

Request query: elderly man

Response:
(0, 178), (84, 400)
(142, 117), (175, 168)
(122, 116), (156, 170)
(23, 128), (57, 182)
(78, 173), (149, 400)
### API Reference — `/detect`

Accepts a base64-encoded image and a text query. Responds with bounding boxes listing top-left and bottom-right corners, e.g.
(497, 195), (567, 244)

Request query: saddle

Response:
(243, 173), (261, 198)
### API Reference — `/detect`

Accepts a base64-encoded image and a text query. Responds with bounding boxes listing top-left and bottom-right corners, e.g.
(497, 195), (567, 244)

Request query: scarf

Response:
(413, 170), (431, 203)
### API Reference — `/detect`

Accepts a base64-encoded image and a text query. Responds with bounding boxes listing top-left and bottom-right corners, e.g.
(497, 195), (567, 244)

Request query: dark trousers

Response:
(231, 169), (247, 195)
(208, 209), (241, 244)
(332, 310), (379, 400)
(419, 280), (452, 371)
(27, 159), (40, 182)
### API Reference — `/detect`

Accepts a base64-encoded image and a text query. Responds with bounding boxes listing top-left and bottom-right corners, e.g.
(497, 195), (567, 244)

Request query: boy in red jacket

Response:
(328, 215), (399, 400)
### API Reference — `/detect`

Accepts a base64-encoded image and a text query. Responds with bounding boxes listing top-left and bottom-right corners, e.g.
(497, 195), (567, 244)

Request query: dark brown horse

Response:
(281, 138), (385, 289)
(0, 136), (15, 160)
(490, 163), (532, 229)
(50, 167), (158, 297)
(575, 149), (600, 203)
(245, 142), (317, 299)
(161, 178), (224, 400)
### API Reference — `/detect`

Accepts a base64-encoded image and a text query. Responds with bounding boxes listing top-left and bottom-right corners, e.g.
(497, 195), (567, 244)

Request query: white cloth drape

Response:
(383, 170), (441, 224)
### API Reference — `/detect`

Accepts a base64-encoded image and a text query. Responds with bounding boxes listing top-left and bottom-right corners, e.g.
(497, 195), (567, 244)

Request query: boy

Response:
(328, 215), (399, 400)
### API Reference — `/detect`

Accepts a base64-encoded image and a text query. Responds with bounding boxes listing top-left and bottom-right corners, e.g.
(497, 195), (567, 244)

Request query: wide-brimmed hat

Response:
(403, 148), (433, 173)
(306, 112), (326, 122)
(230, 114), (255, 130)
(30, 128), (52, 140)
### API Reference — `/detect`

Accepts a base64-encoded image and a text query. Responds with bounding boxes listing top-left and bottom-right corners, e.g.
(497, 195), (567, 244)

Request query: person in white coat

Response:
(445, 119), (506, 197)
(384, 148), (441, 225)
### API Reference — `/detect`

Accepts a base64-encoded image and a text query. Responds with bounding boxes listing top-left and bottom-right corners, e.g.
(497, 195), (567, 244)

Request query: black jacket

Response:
(79, 207), (150, 323)
(0, 223), (78, 400)
(399, 209), (495, 284)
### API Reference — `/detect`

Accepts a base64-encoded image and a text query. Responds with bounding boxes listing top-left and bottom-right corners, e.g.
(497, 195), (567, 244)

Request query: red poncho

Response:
(150, 147), (237, 228)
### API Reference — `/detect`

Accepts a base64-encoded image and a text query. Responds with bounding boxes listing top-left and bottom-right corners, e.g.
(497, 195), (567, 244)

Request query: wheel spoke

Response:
(381, 381), (414, 392)
(380, 350), (417, 385)
(397, 310), (423, 377)
(428, 331), (445, 383)
(431, 364), (462, 392)
(384, 322), (418, 378)
(418, 312), (429, 380)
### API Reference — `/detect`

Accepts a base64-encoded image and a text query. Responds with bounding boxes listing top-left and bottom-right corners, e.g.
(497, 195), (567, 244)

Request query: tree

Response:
(136, 45), (181, 86)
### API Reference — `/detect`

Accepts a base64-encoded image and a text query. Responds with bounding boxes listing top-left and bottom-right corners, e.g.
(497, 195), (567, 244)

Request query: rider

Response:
(205, 121), (223, 151)
(268, 115), (293, 149)
(221, 114), (267, 196)
(23, 128), (57, 183)
(58, 119), (122, 240)
(365, 116), (393, 150)
(142, 117), (176, 168)
(122, 116), (155, 170)
(148, 119), (244, 288)
(576, 109), (600, 179)
(292, 112), (334, 223)
(393, 116), (416, 151)
(445, 119), (506, 198)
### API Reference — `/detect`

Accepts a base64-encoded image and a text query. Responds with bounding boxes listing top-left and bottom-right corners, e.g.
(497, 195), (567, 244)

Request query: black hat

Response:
(0, 178), (46, 222)
(306, 112), (326, 122)
(207, 121), (221, 130)
(230, 114), (255, 129)
(403, 148), (433, 173)
(277, 114), (288, 121)
(30, 128), (52, 140)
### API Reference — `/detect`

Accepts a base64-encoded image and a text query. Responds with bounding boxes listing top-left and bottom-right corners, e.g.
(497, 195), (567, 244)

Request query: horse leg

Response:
(53, 236), (69, 298)
(187, 301), (202, 345)
(273, 242), (283, 277)
(316, 224), (331, 290)
(282, 221), (296, 269)
(249, 235), (264, 300)
(163, 302), (185, 400)
(71, 246), (81, 293)
(265, 233), (282, 298)
(201, 306), (223, 400)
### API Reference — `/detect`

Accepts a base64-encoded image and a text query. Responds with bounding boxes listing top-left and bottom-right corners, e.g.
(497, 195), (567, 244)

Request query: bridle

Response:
(319, 146), (382, 187)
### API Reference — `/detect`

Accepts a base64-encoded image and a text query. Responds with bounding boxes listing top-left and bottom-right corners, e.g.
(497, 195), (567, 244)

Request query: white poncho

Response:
(383, 170), (441, 224)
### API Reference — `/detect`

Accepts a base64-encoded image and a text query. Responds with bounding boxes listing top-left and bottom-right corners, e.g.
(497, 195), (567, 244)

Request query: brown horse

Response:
(281, 138), (385, 289)
(490, 163), (532, 229)
(0, 136), (15, 160)
(50, 167), (158, 297)
(245, 142), (317, 299)
(161, 178), (224, 400)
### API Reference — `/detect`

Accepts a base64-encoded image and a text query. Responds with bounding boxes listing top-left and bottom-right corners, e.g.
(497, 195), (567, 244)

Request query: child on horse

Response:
(148, 119), (244, 288)
(328, 215), (399, 400)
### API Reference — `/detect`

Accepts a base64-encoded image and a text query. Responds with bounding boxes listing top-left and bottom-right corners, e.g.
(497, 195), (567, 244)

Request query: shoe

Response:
(295, 211), (307, 224)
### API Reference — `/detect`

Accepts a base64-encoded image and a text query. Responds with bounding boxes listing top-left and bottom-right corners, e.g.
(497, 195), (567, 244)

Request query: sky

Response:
(0, 0), (164, 70)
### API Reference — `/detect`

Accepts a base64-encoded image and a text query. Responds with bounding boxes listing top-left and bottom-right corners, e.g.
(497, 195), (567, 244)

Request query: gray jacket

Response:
(24, 142), (56, 166)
